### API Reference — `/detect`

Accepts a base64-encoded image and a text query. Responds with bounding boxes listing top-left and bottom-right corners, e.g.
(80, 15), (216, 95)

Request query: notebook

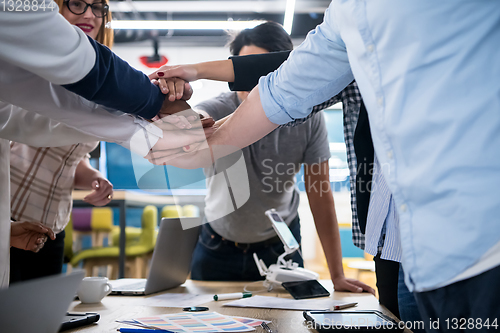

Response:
(110, 217), (200, 295)
(0, 271), (84, 333)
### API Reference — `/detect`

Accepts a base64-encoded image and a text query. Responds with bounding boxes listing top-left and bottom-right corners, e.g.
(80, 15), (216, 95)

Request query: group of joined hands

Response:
(11, 64), (219, 254)
(146, 66), (220, 168)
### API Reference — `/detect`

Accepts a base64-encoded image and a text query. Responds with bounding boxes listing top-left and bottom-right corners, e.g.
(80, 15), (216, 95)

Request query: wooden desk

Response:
(67, 280), (407, 332)
(72, 190), (205, 278)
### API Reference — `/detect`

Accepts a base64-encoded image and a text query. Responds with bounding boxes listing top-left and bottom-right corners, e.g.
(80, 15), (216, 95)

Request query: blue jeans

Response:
(190, 215), (303, 281)
(398, 265), (426, 333)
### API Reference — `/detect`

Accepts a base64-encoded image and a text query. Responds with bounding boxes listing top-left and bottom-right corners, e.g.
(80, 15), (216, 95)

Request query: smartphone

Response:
(265, 209), (300, 252)
(303, 310), (403, 332)
(282, 280), (330, 300)
(59, 312), (100, 332)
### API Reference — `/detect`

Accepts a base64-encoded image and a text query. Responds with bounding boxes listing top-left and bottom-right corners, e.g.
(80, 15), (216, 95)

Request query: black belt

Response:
(228, 235), (281, 252)
(204, 215), (299, 252)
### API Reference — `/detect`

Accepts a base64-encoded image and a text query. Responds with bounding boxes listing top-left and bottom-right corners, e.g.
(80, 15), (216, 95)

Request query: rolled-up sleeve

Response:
(229, 51), (291, 91)
(258, 5), (353, 125)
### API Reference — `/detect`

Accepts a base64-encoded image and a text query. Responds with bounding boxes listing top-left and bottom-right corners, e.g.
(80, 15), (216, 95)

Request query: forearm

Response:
(0, 103), (101, 146)
(207, 87), (277, 150)
(0, 73), (161, 156)
(310, 197), (345, 280)
(195, 60), (235, 82)
(305, 164), (345, 280)
(74, 157), (101, 190)
(62, 36), (164, 119)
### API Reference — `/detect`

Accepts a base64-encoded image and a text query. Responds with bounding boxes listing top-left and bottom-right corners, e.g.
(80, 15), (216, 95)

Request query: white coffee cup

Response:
(77, 277), (112, 303)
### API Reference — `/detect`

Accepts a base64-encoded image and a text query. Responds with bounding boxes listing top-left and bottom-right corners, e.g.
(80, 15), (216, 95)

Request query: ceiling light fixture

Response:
(110, 20), (266, 30)
(283, 0), (296, 35)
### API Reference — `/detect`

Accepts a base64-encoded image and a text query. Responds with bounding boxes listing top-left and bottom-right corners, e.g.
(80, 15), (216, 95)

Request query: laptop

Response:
(110, 217), (201, 295)
(0, 271), (84, 333)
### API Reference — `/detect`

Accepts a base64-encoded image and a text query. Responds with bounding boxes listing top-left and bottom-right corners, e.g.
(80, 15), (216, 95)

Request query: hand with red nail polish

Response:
(149, 64), (200, 82)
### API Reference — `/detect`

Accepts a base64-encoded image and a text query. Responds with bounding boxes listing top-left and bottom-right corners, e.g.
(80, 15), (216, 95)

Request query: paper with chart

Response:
(132, 312), (270, 332)
(223, 295), (354, 311)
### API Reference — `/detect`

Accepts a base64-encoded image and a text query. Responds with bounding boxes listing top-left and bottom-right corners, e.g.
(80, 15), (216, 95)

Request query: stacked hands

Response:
(9, 66), (210, 252)
(8, 67), (209, 253)
(146, 67), (222, 168)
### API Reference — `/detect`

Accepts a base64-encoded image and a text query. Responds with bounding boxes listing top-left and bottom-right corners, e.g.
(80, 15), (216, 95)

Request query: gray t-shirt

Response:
(196, 92), (330, 243)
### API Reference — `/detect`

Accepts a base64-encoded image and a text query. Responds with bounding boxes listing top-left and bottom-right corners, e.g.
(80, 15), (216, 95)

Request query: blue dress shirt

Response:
(258, 0), (500, 292)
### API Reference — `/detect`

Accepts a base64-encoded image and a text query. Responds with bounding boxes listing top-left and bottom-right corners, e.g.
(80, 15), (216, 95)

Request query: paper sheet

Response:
(137, 293), (214, 307)
(231, 315), (271, 327)
(223, 295), (353, 311)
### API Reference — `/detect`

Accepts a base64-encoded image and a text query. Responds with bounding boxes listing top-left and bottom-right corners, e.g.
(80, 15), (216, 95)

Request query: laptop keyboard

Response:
(115, 281), (146, 291)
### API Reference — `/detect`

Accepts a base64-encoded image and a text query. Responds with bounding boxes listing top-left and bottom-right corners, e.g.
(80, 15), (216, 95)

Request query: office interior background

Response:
(83, 0), (376, 288)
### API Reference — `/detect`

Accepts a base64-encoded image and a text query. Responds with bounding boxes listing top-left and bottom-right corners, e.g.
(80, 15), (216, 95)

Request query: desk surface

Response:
(67, 280), (404, 333)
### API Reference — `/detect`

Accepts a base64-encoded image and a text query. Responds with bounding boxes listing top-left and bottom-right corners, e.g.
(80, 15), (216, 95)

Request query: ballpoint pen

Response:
(261, 322), (276, 333)
(333, 302), (358, 310)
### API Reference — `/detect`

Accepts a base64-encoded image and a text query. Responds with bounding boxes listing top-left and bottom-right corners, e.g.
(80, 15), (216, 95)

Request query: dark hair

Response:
(229, 21), (293, 56)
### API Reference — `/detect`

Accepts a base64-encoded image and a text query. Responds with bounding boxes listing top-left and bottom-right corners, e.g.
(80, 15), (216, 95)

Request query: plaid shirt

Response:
(10, 142), (98, 233)
(282, 81), (365, 249)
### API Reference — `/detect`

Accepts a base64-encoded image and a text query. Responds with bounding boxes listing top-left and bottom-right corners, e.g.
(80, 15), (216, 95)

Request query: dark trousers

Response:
(414, 264), (500, 333)
(10, 230), (65, 284)
(398, 265), (426, 333)
(374, 254), (401, 319)
(191, 215), (303, 281)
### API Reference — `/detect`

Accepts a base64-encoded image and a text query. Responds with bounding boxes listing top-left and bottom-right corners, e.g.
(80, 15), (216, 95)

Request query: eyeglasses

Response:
(64, 0), (109, 18)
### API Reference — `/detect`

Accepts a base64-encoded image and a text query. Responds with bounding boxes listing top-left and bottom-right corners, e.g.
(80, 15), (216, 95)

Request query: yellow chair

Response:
(182, 204), (200, 217)
(71, 207), (114, 251)
(113, 204), (197, 250)
(69, 205), (158, 278)
(63, 219), (75, 274)
(110, 226), (143, 247)
(161, 205), (182, 218)
(110, 204), (185, 246)
(63, 219), (74, 263)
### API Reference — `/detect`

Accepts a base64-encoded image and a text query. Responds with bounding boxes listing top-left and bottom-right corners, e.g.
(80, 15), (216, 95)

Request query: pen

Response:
(261, 322), (275, 333)
(333, 302), (358, 310)
(117, 329), (174, 333)
(213, 292), (252, 301)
